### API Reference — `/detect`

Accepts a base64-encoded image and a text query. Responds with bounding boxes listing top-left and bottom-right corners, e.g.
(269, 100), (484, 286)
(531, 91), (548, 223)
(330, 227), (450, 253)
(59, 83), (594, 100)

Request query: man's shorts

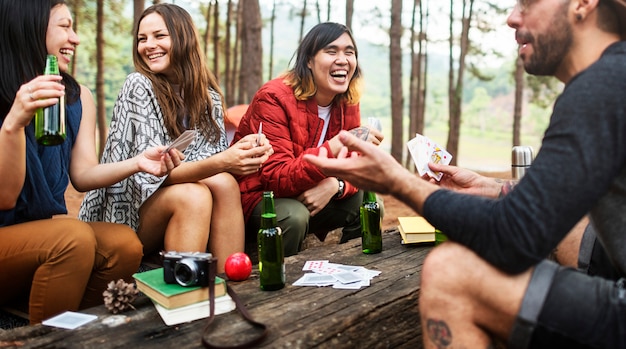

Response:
(508, 224), (626, 349)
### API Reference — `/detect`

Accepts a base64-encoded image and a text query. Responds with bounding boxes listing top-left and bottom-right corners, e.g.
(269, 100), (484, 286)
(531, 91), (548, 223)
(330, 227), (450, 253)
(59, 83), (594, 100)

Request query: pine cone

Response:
(103, 279), (139, 314)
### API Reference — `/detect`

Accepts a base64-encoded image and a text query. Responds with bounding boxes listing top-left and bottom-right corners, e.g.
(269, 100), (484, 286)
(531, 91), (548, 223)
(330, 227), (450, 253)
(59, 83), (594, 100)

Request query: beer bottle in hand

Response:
(361, 191), (382, 254)
(258, 191), (285, 291)
(35, 55), (66, 145)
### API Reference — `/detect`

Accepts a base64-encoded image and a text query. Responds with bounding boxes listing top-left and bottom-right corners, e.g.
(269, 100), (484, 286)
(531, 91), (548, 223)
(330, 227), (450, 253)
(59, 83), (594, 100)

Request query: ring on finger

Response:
(29, 93), (35, 100)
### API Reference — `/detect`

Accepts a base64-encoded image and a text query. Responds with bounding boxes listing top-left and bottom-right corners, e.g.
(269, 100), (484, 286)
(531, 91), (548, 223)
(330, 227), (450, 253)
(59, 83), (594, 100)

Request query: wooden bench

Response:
(0, 228), (431, 348)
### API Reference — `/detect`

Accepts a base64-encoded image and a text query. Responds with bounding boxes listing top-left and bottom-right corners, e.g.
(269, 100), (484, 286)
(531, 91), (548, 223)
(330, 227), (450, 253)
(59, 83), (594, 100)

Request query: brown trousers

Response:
(0, 218), (142, 324)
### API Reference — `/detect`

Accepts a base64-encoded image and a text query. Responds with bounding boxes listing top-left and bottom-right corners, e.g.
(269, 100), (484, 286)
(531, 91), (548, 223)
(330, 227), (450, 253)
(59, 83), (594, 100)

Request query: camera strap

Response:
(201, 258), (268, 349)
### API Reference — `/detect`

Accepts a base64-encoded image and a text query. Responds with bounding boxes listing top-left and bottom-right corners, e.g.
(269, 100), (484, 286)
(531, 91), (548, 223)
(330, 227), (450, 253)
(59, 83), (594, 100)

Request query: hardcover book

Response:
(152, 294), (236, 326)
(397, 216), (436, 244)
(133, 268), (226, 309)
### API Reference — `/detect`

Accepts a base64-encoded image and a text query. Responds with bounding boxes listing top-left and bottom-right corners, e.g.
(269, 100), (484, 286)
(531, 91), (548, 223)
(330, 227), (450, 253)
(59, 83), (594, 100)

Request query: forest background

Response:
(64, 0), (562, 173)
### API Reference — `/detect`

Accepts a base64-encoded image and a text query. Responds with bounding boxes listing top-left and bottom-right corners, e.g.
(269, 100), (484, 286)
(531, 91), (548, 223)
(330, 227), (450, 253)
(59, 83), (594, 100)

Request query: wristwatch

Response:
(335, 178), (345, 199)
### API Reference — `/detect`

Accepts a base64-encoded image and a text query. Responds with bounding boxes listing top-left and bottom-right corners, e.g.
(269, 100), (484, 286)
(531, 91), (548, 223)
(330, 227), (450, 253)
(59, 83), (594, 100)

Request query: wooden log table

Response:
(0, 229), (432, 349)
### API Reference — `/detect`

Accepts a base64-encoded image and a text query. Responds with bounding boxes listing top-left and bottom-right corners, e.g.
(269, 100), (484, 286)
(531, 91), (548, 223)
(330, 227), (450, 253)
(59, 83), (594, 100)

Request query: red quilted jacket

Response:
(232, 78), (361, 221)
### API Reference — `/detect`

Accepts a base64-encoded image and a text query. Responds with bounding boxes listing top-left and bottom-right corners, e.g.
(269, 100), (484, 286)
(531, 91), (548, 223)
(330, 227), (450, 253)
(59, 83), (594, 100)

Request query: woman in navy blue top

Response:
(0, 0), (181, 324)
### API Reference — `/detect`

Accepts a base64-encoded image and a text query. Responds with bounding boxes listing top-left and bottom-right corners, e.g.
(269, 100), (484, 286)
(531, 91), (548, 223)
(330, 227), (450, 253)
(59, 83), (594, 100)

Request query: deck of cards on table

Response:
(293, 260), (381, 289)
(407, 133), (452, 181)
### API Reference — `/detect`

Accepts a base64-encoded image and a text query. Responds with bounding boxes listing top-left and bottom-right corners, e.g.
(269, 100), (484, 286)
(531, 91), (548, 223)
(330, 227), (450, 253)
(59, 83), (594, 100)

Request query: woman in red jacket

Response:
(232, 22), (383, 256)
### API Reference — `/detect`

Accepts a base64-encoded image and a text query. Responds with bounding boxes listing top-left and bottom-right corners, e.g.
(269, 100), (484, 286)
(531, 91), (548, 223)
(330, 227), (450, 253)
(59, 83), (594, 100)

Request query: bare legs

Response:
(138, 173), (244, 273)
(200, 173), (245, 272)
(419, 242), (532, 348)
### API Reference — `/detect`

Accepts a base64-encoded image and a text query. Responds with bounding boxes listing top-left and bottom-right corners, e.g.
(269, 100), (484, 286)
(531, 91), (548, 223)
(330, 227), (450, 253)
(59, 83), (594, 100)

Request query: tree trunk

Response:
(447, 0), (457, 166)
(513, 56), (524, 146)
(417, 1), (428, 140)
(346, 0), (354, 30)
(326, 0), (331, 21)
(315, 0), (322, 23)
(405, 0), (419, 169)
(405, 0), (428, 171)
(299, 0), (307, 43)
(213, 0), (220, 83)
(96, 0), (107, 158)
(204, 2), (212, 58)
(446, 0), (474, 166)
(234, 1), (242, 104)
(70, 0), (82, 77)
(268, 0), (277, 80)
(133, 0), (144, 32)
(239, 0), (263, 103)
(225, 0), (234, 106)
(389, 0), (404, 162)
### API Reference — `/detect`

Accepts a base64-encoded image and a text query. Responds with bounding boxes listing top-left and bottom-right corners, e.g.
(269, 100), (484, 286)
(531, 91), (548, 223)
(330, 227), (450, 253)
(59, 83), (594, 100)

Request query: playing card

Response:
(302, 260), (329, 271)
(407, 133), (452, 181)
(296, 260), (381, 289)
(42, 311), (98, 330)
(367, 117), (382, 132)
(332, 264), (360, 272)
(332, 271), (362, 284)
(332, 281), (365, 290)
(315, 265), (344, 275)
(253, 122), (263, 147)
(292, 273), (336, 286)
(162, 129), (197, 154)
(429, 145), (453, 181)
(407, 135), (429, 176)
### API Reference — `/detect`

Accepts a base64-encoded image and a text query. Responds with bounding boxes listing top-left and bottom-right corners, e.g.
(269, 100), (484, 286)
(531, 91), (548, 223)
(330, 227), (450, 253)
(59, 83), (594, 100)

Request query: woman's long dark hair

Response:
(0, 0), (80, 119)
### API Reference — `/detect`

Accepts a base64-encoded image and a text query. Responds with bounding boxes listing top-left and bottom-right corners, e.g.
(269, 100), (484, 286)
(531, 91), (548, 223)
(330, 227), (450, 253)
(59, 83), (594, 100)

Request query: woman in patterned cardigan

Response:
(80, 4), (272, 273)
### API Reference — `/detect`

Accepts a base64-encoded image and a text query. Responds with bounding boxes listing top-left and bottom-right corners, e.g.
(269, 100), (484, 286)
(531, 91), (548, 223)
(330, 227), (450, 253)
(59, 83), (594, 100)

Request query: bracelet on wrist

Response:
(335, 178), (345, 199)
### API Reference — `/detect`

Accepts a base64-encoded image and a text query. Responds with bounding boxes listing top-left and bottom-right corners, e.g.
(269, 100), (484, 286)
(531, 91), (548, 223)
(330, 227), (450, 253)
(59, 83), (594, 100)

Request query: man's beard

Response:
(523, 4), (573, 76)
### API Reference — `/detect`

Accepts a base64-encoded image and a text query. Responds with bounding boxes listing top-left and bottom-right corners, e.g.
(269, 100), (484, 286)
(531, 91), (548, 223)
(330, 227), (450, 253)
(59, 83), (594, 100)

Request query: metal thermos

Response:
(512, 146), (533, 179)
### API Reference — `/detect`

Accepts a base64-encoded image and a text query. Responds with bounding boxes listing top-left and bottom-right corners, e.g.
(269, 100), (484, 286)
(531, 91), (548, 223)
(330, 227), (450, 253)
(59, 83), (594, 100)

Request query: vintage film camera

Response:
(162, 251), (213, 287)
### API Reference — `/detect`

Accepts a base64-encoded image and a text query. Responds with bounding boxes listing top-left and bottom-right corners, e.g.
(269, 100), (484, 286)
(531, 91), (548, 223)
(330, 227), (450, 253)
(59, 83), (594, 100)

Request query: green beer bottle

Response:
(360, 191), (382, 254)
(435, 229), (448, 246)
(35, 55), (66, 146)
(257, 191), (285, 291)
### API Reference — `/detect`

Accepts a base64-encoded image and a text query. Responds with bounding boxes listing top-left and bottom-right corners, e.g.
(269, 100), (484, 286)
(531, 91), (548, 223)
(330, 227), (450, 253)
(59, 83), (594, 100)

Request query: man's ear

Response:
(573, 0), (600, 21)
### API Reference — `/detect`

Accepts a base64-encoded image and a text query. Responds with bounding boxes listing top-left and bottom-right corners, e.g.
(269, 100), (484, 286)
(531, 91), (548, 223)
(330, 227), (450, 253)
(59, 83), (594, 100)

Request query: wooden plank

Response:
(0, 229), (431, 349)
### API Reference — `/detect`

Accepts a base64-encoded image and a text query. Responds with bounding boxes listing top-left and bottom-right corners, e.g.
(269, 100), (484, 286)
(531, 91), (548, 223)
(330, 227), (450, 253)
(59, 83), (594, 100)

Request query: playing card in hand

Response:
(162, 130), (197, 154)
(407, 133), (452, 181)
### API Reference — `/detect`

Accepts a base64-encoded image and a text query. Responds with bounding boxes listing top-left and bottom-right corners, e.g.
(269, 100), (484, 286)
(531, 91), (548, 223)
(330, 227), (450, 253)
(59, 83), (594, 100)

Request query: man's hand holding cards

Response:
(407, 133), (453, 181)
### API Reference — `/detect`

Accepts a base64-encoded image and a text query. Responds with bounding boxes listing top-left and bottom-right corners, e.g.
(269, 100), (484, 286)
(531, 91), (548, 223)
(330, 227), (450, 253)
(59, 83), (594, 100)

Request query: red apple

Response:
(224, 252), (252, 281)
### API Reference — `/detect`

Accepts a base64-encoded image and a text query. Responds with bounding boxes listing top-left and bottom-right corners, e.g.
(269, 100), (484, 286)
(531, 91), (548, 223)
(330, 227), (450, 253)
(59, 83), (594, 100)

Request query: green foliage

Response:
(71, 0), (134, 122)
(526, 75), (562, 109)
(67, 0), (555, 170)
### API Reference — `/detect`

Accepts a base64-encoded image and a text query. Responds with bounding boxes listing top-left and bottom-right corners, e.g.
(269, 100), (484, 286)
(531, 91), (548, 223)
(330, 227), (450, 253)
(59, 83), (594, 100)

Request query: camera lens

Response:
(174, 258), (199, 286)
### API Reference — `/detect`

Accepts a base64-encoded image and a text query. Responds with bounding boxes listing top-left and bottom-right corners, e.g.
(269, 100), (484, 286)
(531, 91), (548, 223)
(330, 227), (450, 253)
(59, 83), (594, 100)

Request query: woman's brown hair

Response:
(133, 3), (223, 141)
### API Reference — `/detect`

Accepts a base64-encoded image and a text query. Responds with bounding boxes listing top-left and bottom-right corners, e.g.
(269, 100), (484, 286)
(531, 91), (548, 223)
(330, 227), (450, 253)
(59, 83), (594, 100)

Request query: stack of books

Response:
(133, 268), (235, 325)
(397, 216), (436, 244)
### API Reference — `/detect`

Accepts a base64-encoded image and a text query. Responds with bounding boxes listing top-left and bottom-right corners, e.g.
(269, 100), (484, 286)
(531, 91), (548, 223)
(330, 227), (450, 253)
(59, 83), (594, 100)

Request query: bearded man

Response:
(303, 0), (626, 347)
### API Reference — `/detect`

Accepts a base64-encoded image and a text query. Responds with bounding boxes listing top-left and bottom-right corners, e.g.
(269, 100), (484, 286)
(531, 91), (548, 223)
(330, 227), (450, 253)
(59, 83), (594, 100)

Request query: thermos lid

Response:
(512, 146), (533, 166)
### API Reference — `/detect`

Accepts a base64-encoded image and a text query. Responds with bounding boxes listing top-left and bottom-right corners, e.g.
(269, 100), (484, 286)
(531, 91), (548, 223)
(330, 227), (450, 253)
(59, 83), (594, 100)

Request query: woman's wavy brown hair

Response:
(282, 22), (362, 105)
(133, 3), (223, 141)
